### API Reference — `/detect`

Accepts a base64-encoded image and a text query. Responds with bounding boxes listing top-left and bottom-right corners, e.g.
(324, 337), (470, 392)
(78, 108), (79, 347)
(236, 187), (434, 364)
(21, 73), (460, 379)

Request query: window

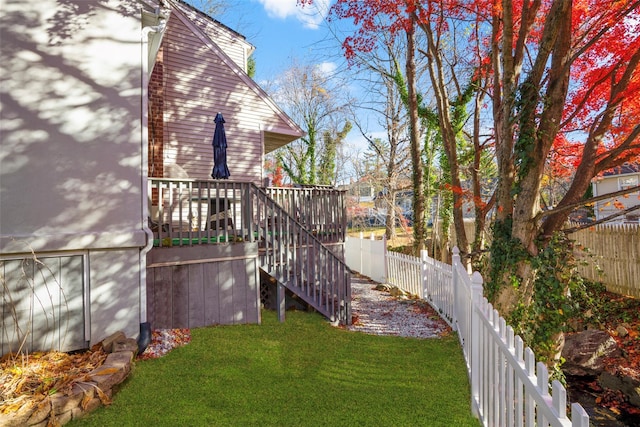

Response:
(618, 175), (639, 192)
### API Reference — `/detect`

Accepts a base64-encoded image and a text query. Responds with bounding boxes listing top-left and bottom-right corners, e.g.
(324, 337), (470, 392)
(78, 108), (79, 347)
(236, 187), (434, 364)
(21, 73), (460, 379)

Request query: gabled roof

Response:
(167, 0), (304, 152)
(172, 0), (252, 48)
(602, 162), (640, 177)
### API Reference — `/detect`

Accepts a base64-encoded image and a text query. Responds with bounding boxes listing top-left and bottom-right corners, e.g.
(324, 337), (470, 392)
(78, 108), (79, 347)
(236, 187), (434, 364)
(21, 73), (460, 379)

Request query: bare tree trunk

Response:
(406, 19), (427, 252)
(491, 0), (569, 317)
(492, 0), (515, 222)
(417, 11), (470, 263)
(511, 0), (572, 255)
(470, 90), (494, 264)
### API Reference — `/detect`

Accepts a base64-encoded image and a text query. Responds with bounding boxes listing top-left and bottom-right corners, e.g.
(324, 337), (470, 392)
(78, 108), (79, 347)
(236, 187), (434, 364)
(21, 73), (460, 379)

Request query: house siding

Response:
(593, 171), (640, 223)
(1, 0), (149, 353)
(171, 0), (252, 71)
(159, 8), (299, 184)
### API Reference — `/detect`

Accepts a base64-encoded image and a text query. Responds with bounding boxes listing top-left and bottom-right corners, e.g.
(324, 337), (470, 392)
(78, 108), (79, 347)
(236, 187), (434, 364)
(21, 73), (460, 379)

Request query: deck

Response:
(146, 179), (351, 328)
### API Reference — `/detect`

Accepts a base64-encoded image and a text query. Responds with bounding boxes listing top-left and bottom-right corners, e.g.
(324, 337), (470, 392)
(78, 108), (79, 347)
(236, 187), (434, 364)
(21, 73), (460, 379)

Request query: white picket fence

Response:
(344, 233), (388, 283)
(344, 236), (590, 427)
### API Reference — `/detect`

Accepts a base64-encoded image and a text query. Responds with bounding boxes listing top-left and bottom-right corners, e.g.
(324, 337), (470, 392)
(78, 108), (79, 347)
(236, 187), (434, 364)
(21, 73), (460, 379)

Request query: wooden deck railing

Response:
(148, 178), (351, 325)
(265, 186), (347, 245)
(149, 178), (248, 246)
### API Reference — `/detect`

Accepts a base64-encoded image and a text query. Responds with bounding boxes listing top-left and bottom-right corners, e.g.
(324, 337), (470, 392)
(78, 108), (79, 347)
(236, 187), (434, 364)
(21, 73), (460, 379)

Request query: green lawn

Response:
(71, 310), (479, 427)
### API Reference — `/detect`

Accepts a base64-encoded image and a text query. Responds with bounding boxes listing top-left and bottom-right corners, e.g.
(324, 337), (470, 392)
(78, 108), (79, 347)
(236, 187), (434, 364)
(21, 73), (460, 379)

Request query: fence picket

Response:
(571, 403), (590, 427)
(499, 317), (508, 427)
(523, 348), (536, 427)
(515, 336), (525, 427)
(506, 327), (515, 427)
(552, 381), (566, 419)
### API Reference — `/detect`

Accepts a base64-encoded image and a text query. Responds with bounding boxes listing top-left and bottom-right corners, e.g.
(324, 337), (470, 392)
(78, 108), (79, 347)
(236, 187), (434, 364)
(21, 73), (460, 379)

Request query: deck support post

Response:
(277, 282), (285, 322)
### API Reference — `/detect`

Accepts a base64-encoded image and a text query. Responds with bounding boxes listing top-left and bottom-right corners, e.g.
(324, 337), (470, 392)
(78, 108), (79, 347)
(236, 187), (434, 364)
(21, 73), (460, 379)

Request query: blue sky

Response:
(217, 0), (337, 83)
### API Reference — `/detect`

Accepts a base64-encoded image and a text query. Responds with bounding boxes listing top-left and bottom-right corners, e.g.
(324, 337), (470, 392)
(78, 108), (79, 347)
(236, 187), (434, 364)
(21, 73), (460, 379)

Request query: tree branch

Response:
(536, 184), (640, 221)
(563, 204), (640, 234)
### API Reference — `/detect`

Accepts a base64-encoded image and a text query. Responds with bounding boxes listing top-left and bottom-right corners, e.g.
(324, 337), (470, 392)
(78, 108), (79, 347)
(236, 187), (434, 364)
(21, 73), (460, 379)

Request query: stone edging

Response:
(0, 332), (136, 426)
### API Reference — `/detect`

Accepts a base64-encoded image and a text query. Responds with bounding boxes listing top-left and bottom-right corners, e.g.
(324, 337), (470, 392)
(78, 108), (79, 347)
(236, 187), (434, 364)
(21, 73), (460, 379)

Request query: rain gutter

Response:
(139, 11), (166, 353)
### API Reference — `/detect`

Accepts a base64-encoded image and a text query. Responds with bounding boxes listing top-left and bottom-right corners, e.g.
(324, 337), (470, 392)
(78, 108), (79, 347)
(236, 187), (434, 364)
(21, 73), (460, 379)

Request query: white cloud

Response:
(317, 61), (336, 74)
(257, 0), (330, 29)
(257, 0), (297, 19)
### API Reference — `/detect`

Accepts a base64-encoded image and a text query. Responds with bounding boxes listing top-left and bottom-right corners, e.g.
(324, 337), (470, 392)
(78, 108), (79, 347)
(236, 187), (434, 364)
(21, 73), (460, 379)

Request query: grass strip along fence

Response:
(71, 310), (479, 427)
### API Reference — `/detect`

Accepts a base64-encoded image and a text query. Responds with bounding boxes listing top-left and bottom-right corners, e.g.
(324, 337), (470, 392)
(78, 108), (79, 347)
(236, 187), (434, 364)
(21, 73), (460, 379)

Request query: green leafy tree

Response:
(318, 122), (352, 186)
(271, 63), (351, 186)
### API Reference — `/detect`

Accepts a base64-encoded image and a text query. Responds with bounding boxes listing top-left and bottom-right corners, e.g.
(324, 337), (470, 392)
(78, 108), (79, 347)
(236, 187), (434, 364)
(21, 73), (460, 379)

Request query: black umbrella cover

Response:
(211, 112), (230, 179)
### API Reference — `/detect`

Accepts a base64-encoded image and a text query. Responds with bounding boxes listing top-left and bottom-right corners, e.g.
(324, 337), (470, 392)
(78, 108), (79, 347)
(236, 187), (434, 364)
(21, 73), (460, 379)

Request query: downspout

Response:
(139, 16), (166, 353)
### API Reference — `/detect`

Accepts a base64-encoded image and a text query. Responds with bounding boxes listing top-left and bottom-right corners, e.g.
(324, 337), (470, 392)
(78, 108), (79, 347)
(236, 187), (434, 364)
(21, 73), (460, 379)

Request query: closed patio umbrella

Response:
(211, 112), (230, 179)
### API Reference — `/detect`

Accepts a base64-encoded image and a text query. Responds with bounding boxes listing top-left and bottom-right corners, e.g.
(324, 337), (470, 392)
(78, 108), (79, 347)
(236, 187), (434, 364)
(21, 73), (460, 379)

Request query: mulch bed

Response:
(0, 328), (191, 416)
(0, 347), (109, 414)
(137, 329), (191, 360)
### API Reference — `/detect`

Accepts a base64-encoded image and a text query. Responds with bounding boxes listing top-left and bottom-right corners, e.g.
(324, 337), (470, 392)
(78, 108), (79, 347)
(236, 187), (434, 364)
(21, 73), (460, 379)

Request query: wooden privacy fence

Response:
(344, 237), (590, 427)
(435, 220), (639, 297)
(568, 223), (640, 297)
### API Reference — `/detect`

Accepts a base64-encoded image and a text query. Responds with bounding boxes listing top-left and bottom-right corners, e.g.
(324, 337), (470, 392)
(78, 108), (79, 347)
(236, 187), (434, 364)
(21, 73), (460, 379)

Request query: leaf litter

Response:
(0, 344), (108, 414)
(1, 328), (191, 416)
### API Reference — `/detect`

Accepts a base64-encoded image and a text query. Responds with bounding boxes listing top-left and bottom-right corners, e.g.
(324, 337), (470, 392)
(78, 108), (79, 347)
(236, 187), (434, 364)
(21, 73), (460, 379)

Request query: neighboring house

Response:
(1, 0), (349, 356)
(592, 163), (640, 224)
(342, 178), (379, 204)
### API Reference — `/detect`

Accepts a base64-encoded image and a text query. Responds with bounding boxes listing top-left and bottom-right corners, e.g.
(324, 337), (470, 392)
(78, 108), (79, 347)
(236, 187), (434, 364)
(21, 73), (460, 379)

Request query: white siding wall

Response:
(172, 1), (252, 70)
(162, 11), (295, 184)
(1, 0), (147, 351)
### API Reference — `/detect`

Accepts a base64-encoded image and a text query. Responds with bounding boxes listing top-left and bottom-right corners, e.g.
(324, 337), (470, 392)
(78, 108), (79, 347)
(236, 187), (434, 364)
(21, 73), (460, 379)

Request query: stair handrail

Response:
(249, 184), (351, 325)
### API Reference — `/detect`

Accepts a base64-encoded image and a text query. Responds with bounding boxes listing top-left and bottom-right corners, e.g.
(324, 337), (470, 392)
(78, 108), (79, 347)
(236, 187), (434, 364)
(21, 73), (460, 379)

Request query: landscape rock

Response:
(112, 338), (139, 354)
(56, 410), (72, 425)
(100, 331), (126, 353)
(51, 392), (83, 415)
(616, 325), (629, 338)
(599, 371), (640, 407)
(90, 351), (133, 391)
(388, 286), (409, 299)
(562, 330), (621, 376)
(82, 397), (102, 413)
(27, 399), (50, 425)
(375, 284), (392, 292)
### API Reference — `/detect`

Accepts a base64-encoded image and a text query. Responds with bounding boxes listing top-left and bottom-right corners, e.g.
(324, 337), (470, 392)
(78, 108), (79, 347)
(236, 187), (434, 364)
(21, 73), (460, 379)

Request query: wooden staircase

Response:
(251, 185), (351, 325)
